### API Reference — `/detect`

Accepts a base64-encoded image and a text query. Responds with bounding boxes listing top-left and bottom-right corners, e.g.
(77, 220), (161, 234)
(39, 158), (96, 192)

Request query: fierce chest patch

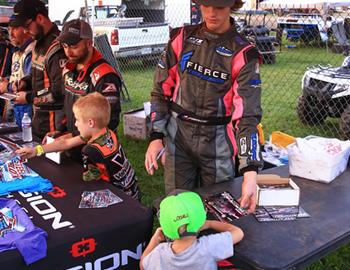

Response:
(179, 50), (230, 84)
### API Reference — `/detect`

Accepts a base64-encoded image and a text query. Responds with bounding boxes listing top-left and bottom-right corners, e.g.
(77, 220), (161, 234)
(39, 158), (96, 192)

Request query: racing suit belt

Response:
(170, 102), (231, 126)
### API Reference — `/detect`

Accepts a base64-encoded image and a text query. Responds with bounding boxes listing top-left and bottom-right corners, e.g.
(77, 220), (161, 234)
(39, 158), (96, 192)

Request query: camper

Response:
(48, 0), (200, 63)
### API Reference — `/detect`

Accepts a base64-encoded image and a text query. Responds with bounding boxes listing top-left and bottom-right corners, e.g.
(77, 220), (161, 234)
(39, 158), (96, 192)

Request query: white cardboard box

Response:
(287, 136), (350, 183)
(256, 174), (300, 206)
(123, 108), (149, 140)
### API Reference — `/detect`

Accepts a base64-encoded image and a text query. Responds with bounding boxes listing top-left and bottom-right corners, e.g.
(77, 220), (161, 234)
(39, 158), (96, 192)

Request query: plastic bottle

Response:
(21, 113), (32, 142)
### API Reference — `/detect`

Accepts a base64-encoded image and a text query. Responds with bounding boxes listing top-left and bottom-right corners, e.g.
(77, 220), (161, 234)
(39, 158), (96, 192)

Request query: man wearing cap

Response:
(13, 0), (66, 139)
(145, 0), (263, 213)
(0, 14), (34, 126)
(48, 19), (121, 160)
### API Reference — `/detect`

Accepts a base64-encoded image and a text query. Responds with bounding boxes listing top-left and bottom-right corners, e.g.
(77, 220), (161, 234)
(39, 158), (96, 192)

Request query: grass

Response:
(117, 45), (350, 269)
(260, 44), (344, 138)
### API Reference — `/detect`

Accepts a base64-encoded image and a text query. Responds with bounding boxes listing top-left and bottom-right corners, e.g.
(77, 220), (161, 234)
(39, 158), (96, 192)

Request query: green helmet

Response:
(159, 191), (206, 240)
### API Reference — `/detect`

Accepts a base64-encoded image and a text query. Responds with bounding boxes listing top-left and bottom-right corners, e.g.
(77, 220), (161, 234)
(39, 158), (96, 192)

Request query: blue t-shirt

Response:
(0, 156), (53, 196)
(0, 198), (48, 265)
(143, 232), (234, 270)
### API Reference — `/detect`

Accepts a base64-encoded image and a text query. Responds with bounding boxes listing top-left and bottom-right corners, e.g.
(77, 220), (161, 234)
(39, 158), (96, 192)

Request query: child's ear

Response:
(88, 119), (95, 127)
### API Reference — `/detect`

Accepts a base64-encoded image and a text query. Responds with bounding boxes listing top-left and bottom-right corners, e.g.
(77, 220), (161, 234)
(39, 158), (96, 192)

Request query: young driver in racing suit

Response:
(145, 0), (264, 213)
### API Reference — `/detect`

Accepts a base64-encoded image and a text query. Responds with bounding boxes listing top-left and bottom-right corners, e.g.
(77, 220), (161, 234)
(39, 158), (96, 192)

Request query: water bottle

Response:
(22, 113), (32, 142)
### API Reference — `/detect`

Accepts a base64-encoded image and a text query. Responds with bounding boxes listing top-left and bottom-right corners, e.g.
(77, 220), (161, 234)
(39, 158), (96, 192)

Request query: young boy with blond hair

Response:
(140, 191), (243, 270)
(16, 92), (140, 200)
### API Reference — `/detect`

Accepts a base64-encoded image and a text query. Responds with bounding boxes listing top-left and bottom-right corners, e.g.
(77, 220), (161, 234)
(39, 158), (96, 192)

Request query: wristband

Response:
(35, 145), (45, 156)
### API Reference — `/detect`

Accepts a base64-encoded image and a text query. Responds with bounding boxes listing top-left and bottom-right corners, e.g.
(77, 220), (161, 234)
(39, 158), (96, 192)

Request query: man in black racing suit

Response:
(13, 0), (66, 139)
(145, 0), (264, 213)
(50, 19), (121, 161)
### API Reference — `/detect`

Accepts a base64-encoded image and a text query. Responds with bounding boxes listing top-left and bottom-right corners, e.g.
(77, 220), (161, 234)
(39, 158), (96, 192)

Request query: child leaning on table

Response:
(140, 191), (244, 270)
(16, 92), (140, 200)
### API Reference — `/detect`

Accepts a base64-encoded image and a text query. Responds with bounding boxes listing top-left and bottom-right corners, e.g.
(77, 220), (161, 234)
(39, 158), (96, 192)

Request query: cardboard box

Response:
(256, 174), (300, 206)
(123, 108), (149, 140)
(287, 136), (350, 183)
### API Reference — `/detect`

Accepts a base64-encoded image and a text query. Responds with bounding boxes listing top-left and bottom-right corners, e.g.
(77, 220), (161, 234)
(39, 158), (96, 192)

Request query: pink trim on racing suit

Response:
(223, 44), (255, 157)
(170, 28), (184, 101)
(161, 28), (184, 99)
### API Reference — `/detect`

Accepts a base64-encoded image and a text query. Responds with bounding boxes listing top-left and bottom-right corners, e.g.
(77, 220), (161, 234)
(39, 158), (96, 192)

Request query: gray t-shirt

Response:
(142, 231), (234, 270)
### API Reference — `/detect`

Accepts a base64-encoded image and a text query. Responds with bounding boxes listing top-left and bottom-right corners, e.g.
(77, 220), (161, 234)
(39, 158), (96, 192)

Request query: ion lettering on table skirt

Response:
(66, 243), (142, 270)
(6, 191), (74, 230)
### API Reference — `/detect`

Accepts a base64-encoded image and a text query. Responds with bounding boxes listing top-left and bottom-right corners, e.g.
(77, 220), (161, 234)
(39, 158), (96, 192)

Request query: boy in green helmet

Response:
(140, 191), (243, 270)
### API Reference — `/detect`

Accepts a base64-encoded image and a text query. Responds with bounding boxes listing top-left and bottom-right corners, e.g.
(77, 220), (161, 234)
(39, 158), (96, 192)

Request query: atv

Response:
(297, 56), (350, 138)
(236, 10), (280, 64)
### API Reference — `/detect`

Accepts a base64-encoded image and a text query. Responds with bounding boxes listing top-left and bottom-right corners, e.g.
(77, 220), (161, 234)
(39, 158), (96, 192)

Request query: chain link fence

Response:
(116, 1), (350, 141)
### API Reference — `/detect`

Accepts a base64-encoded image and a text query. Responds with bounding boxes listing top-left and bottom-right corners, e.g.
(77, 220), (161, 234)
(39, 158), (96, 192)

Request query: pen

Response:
(148, 147), (165, 171)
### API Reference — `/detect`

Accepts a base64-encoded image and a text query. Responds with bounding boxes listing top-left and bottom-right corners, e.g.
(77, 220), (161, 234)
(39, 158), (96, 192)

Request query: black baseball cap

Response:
(9, 14), (24, 27)
(58, 19), (93, 46)
(193, 0), (236, 7)
(12, 0), (47, 27)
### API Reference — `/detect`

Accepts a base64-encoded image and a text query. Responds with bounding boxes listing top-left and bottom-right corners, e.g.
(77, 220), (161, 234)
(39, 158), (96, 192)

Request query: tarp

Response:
(260, 0), (350, 11)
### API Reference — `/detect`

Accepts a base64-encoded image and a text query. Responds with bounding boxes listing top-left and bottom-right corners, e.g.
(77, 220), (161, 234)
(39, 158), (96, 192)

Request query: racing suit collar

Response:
(37, 23), (60, 43)
(87, 127), (109, 144)
(16, 38), (33, 52)
(65, 48), (103, 82)
(200, 18), (237, 40)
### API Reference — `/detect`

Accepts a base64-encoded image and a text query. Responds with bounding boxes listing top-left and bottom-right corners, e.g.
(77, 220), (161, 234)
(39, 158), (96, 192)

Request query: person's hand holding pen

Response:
(145, 139), (166, 175)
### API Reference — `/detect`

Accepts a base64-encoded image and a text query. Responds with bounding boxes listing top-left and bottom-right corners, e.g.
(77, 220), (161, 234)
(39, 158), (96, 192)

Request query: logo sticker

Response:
(249, 79), (261, 88)
(37, 88), (49, 96)
(240, 137), (247, 155)
(187, 36), (204, 46)
(102, 83), (117, 93)
(12, 61), (20, 72)
(157, 59), (165, 69)
(70, 238), (97, 258)
(215, 46), (233, 57)
(180, 51), (194, 72)
(250, 133), (260, 161)
(180, 51), (229, 84)
(59, 59), (67, 68)
(48, 186), (66, 198)
(255, 63), (260, 74)
(0, 207), (25, 237)
(93, 71), (100, 82)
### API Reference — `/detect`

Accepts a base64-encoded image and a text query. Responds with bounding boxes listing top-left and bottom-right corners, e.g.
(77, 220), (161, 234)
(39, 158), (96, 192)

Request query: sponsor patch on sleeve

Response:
(249, 79), (261, 88)
(102, 83), (117, 93)
(239, 137), (247, 155)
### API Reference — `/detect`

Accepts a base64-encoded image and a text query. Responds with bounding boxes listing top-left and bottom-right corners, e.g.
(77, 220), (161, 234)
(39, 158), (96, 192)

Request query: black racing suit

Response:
(62, 48), (121, 134)
(82, 128), (140, 200)
(61, 48), (121, 161)
(150, 22), (264, 193)
(23, 24), (66, 139)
